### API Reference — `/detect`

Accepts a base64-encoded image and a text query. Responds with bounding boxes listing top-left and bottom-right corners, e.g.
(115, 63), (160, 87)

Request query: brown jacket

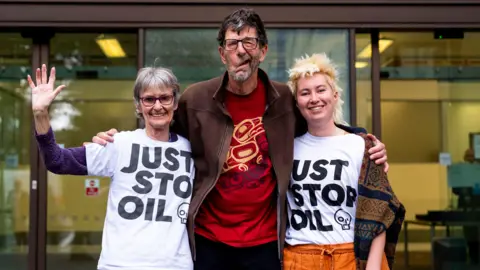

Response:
(171, 69), (296, 260)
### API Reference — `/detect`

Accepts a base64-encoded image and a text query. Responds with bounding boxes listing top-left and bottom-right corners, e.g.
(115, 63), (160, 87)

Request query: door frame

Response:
(23, 29), (54, 270)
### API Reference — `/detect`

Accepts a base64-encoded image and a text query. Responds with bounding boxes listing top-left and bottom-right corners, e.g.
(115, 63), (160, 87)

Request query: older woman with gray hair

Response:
(29, 64), (195, 270)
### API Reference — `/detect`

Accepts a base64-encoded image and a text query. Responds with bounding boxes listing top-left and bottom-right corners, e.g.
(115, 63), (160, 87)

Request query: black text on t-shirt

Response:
(288, 159), (357, 231)
(118, 143), (193, 222)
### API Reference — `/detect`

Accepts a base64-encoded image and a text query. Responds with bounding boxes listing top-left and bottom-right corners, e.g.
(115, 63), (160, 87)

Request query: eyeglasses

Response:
(223, 37), (259, 51)
(140, 95), (174, 107)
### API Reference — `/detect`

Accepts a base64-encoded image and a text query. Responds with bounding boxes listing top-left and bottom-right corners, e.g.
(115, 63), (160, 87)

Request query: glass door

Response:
(0, 33), (32, 270)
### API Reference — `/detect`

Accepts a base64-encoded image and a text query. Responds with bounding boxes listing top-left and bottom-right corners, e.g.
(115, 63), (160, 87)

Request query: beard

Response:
(226, 55), (261, 82)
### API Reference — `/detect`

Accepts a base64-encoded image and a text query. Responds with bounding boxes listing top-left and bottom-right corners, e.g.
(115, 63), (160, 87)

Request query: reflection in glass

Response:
(145, 29), (351, 122)
(46, 33), (138, 270)
(379, 31), (480, 268)
(0, 33), (31, 270)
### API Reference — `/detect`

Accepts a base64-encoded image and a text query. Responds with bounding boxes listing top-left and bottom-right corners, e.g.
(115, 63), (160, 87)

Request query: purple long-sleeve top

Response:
(35, 128), (88, 175)
(35, 127), (178, 175)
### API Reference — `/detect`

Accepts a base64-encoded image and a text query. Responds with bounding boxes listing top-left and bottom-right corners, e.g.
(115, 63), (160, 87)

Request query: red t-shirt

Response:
(194, 80), (277, 247)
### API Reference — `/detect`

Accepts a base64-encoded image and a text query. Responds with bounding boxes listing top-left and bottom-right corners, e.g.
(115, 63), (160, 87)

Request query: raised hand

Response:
(28, 64), (66, 115)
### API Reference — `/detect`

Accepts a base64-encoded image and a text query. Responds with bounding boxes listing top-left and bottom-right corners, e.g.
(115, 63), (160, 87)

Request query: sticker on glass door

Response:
(85, 179), (100, 196)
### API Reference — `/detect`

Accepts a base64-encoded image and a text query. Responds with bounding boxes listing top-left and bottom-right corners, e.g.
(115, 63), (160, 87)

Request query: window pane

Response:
(0, 33), (31, 270)
(379, 31), (480, 268)
(356, 33), (372, 132)
(144, 29), (222, 89)
(379, 32), (444, 163)
(145, 29), (351, 122)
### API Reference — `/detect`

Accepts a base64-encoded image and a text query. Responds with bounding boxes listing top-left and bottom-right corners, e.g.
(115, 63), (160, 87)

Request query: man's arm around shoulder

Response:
(336, 123), (367, 134)
(171, 85), (194, 139)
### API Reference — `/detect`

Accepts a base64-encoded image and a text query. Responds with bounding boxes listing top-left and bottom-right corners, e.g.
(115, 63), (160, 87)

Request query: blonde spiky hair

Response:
(287, 53), (347, 126)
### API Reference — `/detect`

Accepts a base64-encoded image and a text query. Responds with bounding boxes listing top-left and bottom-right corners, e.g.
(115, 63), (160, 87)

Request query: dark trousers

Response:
(194, 234), (281, 270)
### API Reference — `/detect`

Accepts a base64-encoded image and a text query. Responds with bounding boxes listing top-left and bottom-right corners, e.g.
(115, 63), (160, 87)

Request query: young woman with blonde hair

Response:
(284, 53), (405, 270)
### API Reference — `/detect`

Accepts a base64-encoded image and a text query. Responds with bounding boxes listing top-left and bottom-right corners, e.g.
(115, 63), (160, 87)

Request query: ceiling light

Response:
(355, 62), (368, 68)
(96, 35), (126, 58)
(357, 39), (393, 59)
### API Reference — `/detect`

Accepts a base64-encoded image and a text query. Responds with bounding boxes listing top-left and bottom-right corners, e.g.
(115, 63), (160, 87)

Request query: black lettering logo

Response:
(117, 144), (194, 223)
(289, 158), (357, 232)
(291, 209), (333, 231)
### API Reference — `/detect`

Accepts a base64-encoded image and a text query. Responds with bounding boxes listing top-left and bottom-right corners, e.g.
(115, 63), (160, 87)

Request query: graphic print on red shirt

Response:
(195, 79), (277, 247)
(221, 116), (269, 188)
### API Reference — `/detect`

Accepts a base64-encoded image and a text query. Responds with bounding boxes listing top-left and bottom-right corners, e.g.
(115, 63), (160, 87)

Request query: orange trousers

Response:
(283, 242), (390, 270)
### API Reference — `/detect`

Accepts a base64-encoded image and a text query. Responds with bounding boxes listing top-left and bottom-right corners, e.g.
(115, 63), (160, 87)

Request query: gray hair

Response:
(217, 8), (268, 47)
(133, 67), (180, 118)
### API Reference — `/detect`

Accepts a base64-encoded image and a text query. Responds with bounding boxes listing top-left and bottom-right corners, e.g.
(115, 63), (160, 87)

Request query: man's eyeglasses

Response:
(223, 37), (259, 51)
(139, 95), (174, 107)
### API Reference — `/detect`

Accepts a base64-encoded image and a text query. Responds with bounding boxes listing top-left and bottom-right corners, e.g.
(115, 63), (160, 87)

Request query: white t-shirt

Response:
(286, 132), (365, 245)
(85, 129), (195, 270)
